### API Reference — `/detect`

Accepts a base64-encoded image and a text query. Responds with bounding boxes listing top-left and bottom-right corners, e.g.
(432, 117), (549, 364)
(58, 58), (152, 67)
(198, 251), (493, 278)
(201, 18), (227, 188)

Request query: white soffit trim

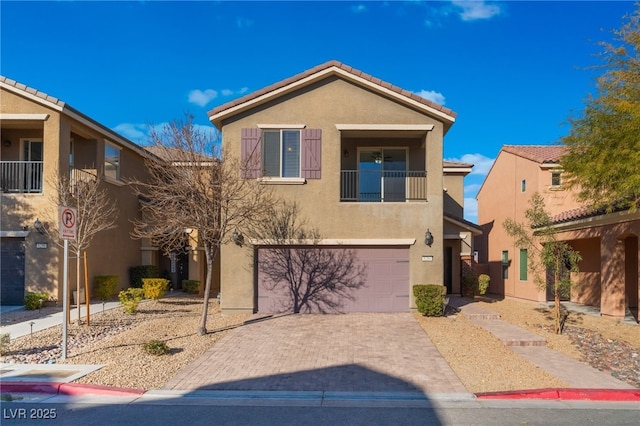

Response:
(210, 66), (455, 124)
(1, 231), (30, 237)
(443, 167), (473, 174)
(250, 238), (417, 246)
(257, 124), (306, 129)
(335, 124), (434, 131)
(0, 113), (50, 121)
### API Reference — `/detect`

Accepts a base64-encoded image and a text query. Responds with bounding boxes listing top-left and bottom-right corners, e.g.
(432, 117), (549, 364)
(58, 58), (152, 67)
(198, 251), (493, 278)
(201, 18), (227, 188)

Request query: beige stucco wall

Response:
(477, 151), (583, 302)
(1, 86), (151, 304)
(218, 77), (447, 314)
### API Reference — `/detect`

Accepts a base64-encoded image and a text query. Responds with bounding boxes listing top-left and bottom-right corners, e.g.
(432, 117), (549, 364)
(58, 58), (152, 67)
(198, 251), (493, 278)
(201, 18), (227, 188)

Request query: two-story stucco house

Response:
(0, 76), (154, 305)
(208, 61), (480, 315)
(477, 145), (639, 321)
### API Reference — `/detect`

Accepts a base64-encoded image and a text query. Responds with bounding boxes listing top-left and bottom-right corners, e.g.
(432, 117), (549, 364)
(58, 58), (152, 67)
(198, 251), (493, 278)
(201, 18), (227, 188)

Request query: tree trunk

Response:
(198, 244), (216, 335)
(554, 283), (561, 334)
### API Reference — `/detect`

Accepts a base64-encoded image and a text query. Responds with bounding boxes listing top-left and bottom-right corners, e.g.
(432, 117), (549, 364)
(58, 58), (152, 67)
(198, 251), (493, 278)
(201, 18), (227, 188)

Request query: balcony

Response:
(1, 161), (43, 193)
(340, 170), (427, 202)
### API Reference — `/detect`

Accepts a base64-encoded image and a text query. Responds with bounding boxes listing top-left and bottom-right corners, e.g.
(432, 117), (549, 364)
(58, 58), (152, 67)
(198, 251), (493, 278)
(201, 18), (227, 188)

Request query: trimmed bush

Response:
(413, 284), (446, 317)
(182, 279), (200, 294)
(462, 274), (479, 298)
(129, 265), (159, 288)
(478, 274), (490, 295)
(24, 292), (49, 310)
(94, 275), (119, 301)
(0, 333), (10, 355)
(143, 339), (169, 356)
(142, 278), (169, 300)
(118, 288), (145, 313)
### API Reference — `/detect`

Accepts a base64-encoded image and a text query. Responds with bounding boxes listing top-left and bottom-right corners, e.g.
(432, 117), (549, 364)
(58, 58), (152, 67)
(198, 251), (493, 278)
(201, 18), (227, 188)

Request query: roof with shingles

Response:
(502, 145), (567, 164)
(208, 60), (457, 126)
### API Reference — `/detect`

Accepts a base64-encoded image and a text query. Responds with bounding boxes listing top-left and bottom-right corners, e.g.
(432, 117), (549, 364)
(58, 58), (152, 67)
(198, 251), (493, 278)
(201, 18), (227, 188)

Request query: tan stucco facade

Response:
(213, 70), (457, 314)
(1, 79), (153, 304)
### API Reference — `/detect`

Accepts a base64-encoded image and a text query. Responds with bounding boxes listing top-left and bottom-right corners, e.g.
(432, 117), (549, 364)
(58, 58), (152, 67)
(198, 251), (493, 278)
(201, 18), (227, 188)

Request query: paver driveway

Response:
(164, 313), (468, 394)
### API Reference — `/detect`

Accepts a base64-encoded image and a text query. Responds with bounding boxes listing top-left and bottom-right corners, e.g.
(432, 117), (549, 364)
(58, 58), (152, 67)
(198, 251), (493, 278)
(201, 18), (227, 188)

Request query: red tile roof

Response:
(208, 60), (457, 124)
(443, 160), (473, 168)
(502, 145), (566, 164)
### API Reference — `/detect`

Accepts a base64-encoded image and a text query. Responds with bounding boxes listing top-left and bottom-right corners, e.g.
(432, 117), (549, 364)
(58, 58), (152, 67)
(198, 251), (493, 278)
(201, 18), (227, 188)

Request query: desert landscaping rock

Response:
(1, 295), (639, 392)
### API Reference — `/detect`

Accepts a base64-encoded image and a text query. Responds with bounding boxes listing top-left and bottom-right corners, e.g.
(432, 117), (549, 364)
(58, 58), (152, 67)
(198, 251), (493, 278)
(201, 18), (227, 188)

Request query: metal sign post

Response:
(59, 206), (77, 361)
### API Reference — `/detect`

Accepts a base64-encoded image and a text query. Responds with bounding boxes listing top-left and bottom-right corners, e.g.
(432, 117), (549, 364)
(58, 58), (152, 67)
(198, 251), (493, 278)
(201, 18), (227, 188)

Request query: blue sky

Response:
(1, 1), (635, 222)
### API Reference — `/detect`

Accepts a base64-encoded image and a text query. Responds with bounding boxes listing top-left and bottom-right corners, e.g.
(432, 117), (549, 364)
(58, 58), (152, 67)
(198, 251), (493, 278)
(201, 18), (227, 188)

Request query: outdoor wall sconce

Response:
(343, 149), (349, 157)
(232, 230), (244, 247)
(34, 218), (46, 235)
(3, 139), (11, 147)
(424, 229), (434, 247)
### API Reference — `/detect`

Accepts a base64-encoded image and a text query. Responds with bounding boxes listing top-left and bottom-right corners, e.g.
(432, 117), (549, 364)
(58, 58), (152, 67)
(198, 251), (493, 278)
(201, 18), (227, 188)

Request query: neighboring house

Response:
(476, 145), (639, 321)
(0, 76), (153, 305)
(208, 60), (480, 314)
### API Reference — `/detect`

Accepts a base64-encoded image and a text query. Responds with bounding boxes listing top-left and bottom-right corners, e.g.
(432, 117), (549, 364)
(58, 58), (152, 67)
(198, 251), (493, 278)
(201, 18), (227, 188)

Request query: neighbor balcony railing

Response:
(340, 170), (427, 202)
(0, 161), (44, 193)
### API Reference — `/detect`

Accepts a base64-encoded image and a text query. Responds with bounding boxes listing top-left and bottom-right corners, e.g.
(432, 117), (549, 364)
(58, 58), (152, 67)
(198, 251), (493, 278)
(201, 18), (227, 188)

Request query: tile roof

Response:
(0, 75), (66, 107)
(208, 60), (456, 125)
(443, 160), (473, 168)
(502, 145), (566, 164)
(550, 199), (639, 224)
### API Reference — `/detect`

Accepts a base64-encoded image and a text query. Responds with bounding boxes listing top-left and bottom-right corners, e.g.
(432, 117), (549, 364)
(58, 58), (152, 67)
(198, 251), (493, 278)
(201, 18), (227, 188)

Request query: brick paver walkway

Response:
(163, 313), (468, 394)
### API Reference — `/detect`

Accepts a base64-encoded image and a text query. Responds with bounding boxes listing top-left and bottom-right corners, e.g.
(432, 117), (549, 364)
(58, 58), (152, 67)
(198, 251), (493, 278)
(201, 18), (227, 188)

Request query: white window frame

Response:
(104, 141), (122, 182)
(261, 129), (301, 179)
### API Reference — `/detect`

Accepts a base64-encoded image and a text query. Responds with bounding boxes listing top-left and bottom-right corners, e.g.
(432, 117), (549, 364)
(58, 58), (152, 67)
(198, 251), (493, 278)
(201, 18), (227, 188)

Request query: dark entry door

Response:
(1, 238), (26, 305)
(444, 246), (453, 294)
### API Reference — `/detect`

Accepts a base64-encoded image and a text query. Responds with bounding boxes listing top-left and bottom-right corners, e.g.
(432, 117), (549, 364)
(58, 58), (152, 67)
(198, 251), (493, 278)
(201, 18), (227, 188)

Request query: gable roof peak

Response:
(501, 144), (566, 164)
(208, 60), (456, 129)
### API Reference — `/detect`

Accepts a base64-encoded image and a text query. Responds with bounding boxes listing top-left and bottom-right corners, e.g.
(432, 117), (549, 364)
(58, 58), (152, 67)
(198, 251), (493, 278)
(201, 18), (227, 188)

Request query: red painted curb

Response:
(1, 381), (144, 397)
(476, 388), (640, 402)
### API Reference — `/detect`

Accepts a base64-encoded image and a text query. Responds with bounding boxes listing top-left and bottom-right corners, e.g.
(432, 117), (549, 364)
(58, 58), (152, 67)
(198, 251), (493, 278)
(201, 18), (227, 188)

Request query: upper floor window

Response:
(263, 130), (300, 178)
(520, 179), (526, 192)
(551, 171), (562, 187)
(104, 142), (121, 181)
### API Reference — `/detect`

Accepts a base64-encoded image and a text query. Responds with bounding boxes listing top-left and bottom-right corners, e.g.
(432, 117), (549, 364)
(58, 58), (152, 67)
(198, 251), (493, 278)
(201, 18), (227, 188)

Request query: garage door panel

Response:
(258, 246), (409, 313)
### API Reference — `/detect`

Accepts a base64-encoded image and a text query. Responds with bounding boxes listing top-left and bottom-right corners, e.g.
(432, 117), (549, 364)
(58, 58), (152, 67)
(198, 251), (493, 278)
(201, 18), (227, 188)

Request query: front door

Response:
(0, 238), (26, 305)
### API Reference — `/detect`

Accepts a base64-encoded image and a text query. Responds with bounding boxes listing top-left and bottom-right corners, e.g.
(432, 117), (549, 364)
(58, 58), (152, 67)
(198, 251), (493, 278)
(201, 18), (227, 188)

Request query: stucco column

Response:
(600, 233), (626, 319)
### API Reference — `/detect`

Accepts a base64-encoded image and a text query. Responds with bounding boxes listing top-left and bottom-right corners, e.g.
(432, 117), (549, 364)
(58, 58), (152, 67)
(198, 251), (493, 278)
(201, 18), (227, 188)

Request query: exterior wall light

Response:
(424, 229), (434, 247)
(34, 218), (46, 235)
(232, 230), (244, 247)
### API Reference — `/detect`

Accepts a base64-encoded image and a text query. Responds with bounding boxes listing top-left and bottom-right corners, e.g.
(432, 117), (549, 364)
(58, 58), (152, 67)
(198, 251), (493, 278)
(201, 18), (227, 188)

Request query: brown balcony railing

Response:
(340, 170), (427, 202)
(0, 161), (44, 193)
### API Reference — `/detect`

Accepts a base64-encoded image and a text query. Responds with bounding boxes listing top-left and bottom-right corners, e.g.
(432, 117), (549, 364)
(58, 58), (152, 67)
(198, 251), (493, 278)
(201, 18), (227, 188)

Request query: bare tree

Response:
(129, 115), (276, 334)
(255, 202), (367, 313)
(503, 193), (582, 334)
(48, 168), (119, 322)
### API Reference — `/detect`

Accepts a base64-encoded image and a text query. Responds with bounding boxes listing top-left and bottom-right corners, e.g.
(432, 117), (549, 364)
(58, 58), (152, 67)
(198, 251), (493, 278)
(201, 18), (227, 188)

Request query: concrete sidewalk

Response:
(449, 297), (635, 390)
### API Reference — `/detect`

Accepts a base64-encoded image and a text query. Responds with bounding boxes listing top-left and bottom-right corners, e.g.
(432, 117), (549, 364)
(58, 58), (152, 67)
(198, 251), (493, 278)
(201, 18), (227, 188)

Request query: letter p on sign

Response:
(59, 206), (77, 240)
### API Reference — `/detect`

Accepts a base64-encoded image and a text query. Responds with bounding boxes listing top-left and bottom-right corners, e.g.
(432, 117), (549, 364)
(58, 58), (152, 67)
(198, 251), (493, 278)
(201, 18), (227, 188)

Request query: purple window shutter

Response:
(241, 128), (262, 178)
(301, 128), (321, 179)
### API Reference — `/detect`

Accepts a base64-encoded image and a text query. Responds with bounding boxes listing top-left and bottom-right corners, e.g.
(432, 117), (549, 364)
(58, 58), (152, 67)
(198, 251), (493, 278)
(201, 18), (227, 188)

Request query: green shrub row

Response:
(413, 284), (446, 317)
(24, 292), (49, 310)
(118, 288), (145, 314)
(182, 279), (200, 294)
(129, 265), (159, 288)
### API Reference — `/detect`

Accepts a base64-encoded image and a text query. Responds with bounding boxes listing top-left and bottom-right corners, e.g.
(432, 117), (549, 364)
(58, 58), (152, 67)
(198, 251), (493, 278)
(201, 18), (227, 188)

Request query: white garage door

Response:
(257, 246), (410, 313)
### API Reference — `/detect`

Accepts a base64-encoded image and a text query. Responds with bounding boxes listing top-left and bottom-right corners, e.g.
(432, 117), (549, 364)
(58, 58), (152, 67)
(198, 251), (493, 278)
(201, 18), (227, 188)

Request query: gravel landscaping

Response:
(1, 294), (638, 392)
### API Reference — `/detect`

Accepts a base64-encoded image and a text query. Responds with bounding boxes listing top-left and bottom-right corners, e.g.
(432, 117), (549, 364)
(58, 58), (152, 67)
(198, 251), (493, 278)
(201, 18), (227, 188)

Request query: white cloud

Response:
(415, 89), (446, 105)
(113, 123), (148, 144)
(446, 153), (495, 176)
(221, 89), (233, 97)
(452, 1), (502, 21)
(463, 183), (481, 196)
(463, 197), (478, 222)
(188, 89), (218, 107)
(351, 4), (367, 13)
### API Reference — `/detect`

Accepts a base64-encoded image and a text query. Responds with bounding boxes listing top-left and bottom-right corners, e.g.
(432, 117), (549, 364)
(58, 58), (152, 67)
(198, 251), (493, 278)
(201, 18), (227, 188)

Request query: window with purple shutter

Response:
(301, 129), (321, 179)
(241, 128), (261, 178)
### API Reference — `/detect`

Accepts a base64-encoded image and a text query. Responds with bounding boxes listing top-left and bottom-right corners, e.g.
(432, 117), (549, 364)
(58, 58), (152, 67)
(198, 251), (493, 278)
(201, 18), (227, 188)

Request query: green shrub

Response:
(182, 280), (200, 294)
(0, 333), (10, 355)
(118, 288), (145, 313)
(142, 278), (169, 300)
(462, 274), (479, 298)
(94, 275), (119, 301)
(478, 274), (490, 295)
(129, 265), (159, 288)
(24, 292), (49, 310)
(143, 339), (169, 356)
(413, 284), (446, 317)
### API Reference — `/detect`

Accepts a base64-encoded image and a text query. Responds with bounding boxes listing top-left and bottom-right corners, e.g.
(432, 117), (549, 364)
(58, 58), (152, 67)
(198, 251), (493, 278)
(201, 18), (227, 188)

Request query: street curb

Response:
(475, 388), (640, 402)
(0, 381), (145, 397)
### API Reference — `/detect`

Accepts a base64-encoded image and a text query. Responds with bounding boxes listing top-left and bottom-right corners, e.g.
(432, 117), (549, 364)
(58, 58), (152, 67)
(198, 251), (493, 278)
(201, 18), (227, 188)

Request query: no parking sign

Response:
(59, 206), (77, 240)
